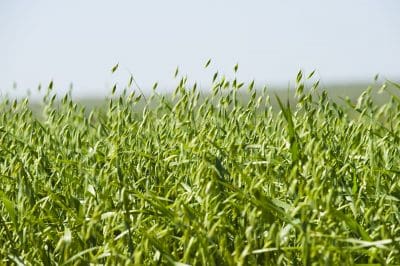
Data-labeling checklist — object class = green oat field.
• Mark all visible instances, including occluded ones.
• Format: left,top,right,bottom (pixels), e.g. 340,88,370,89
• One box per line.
1,67,400,265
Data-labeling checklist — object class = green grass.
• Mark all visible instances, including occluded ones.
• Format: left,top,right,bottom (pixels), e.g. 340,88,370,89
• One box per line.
1,69,400,265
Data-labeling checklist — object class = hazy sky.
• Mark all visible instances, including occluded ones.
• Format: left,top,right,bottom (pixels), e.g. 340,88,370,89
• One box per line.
1,1,399,98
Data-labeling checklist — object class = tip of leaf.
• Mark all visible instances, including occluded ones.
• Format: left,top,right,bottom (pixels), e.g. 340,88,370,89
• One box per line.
111,63,119,73
174,67,179,78
204,59,212,68
234,63,239,73
296,70,303,84
307,70,316,79
152,82,158,90
48,80,54,90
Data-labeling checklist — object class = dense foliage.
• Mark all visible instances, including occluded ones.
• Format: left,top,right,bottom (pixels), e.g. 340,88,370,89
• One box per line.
1,70,400,265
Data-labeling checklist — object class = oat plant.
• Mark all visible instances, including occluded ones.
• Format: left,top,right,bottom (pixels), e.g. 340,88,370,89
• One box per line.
0,66,400,265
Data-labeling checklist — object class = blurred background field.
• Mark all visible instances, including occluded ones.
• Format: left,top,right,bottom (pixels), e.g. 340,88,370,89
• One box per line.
17,80,399,115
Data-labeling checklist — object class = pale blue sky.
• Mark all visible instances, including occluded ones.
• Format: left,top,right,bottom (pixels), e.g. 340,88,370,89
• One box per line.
0,1,399,98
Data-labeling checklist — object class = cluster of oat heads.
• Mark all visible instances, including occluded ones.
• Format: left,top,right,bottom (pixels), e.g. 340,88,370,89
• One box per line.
0,65,400,265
